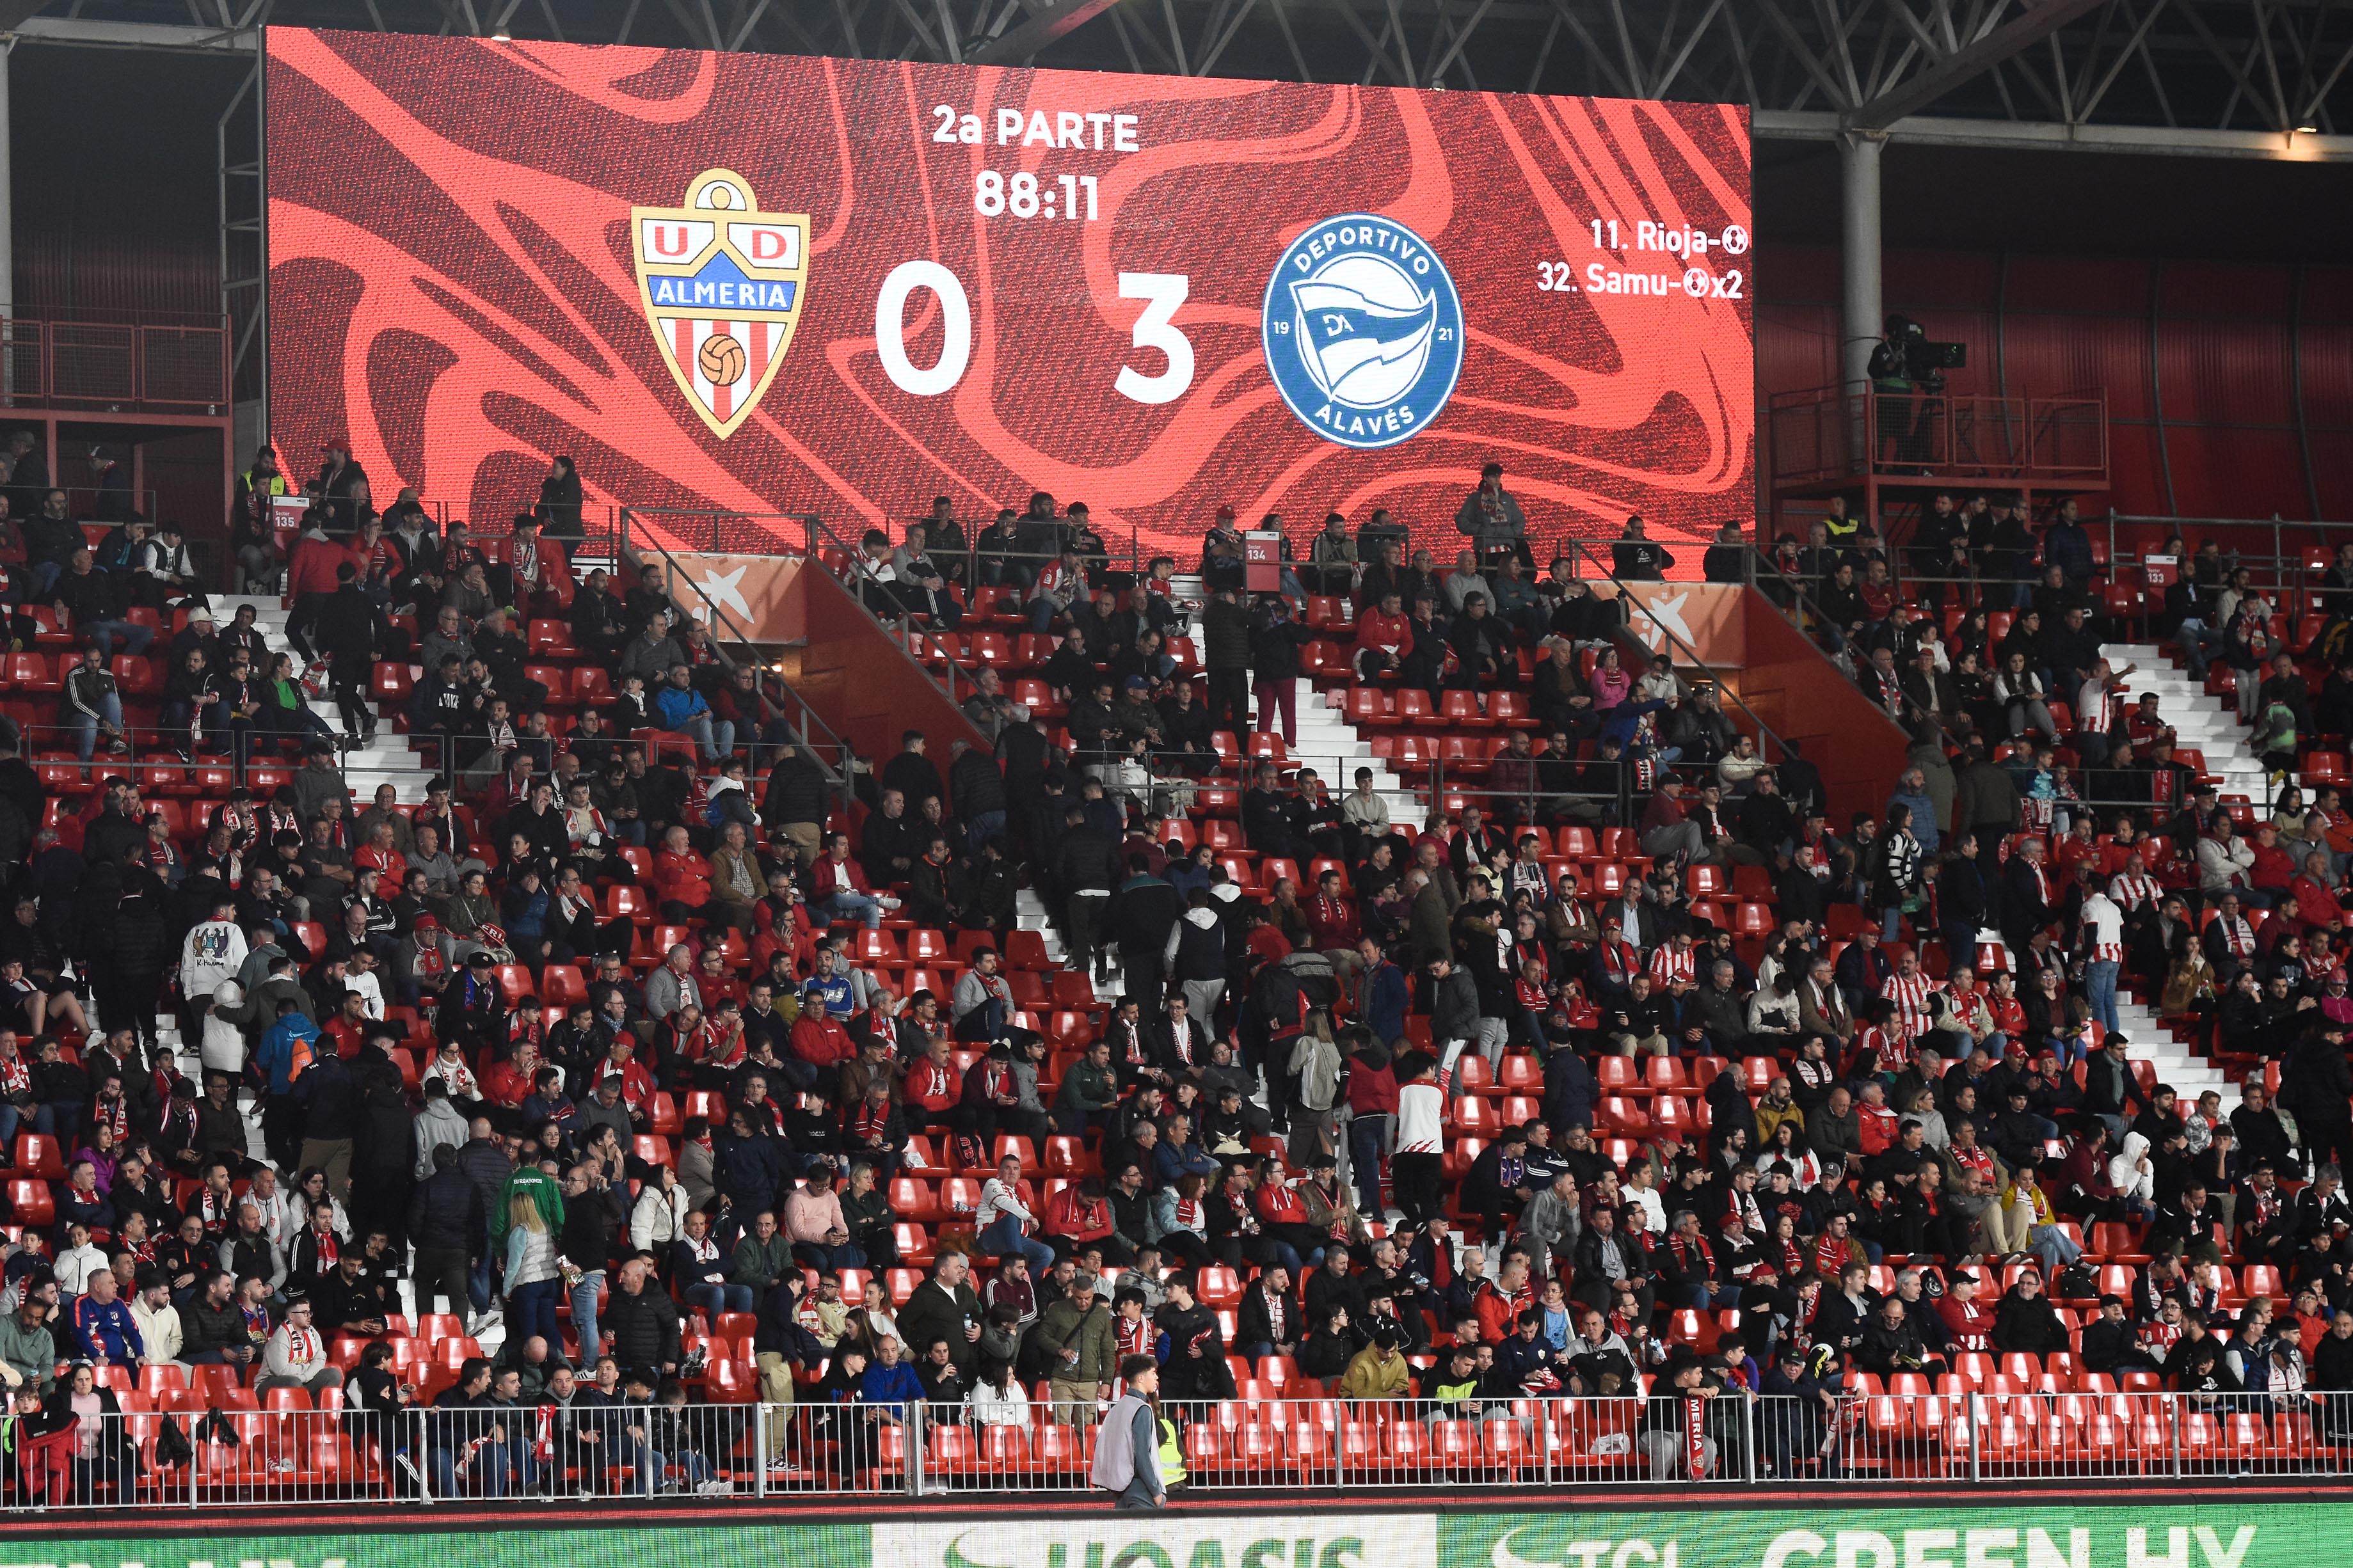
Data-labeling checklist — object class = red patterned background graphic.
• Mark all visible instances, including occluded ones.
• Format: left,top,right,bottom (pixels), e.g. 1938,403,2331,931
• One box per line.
264,27,1753,568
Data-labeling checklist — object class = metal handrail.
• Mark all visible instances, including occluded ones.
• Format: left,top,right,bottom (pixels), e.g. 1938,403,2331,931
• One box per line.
787,510,985,713
886,514,1151,585
614,508,854,801
1769,378,2111,487
12,1390,2349,1510
1570,539,1819,767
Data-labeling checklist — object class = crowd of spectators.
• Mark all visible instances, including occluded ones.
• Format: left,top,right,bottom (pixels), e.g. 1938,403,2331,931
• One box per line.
0,450,2351,1502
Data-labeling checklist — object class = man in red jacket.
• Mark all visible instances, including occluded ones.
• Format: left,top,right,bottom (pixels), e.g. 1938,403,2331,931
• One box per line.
1044,1179,1115,1258
481,1039,545,1113
1307,868,1360,951
652,823,712,921
1352,589,1412,681
284,514,344,660
811,831,893,930
1343,1034,1398,1216
901,1034,962,1132
791,985,856,1073
1936,1268,1995,1353
1473,1252,1536,1343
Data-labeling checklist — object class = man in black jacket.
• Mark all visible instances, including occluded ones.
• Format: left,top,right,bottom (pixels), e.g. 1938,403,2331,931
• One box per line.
1758,1342,1840,1476
760,747,832,867
2284,1023,2353,1173
1111,859,1181,999
1446,594,1515,695
1250,598,1317,743
317,562,383,740
1200,585,1253,738
1240,763,1303,858
1233,1265,1302,1363
1152,1272,1234,1406
1856,1295,1944,1380
2082,1032,2153,1144
408,1143,485,1318
1998,835,2056,960
997,718,1053,857
1055,805,1120,983
310,1248,394,1338
178,1269,253,1368
896,1251,985,1382
1610,515,1673,581
948,740,1005,854
1810,1261,1880,1361
54,546,152,659
602,1254,682,1375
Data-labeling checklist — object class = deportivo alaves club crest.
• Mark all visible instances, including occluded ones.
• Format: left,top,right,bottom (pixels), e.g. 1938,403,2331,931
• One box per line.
633,168,809,439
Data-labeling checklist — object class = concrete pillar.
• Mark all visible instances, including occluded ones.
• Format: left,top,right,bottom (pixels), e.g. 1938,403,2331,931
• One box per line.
1839,129,1885,388
0,47,13,409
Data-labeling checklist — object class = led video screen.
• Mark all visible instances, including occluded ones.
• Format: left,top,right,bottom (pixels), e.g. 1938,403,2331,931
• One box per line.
265,28,1753,566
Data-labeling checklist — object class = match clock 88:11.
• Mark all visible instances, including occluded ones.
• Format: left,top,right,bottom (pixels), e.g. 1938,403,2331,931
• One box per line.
971,169,1099,220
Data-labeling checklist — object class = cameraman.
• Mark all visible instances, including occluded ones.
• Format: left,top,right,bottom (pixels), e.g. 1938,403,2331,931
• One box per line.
1868,314,1936,465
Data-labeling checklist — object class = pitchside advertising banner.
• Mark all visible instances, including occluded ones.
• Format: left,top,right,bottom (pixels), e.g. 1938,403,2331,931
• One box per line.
13,1505,2350,1568
262,28,1752,567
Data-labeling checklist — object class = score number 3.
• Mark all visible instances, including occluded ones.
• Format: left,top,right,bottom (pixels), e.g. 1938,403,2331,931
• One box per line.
875,264,1195,404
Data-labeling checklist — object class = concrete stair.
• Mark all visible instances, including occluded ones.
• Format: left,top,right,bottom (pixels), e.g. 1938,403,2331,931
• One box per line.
2116,983,2238,1111
2102,639,2271,803
208,593,436,802
2086,638,2276,1110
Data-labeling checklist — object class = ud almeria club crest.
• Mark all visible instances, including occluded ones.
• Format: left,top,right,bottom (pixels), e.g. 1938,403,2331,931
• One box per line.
633,168,808,439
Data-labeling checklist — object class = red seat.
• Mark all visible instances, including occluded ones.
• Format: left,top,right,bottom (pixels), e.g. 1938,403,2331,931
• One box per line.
573,667,616,706
527,618,577,656
493,963,535,1004
539,965,588,1009
111,654,160,695
1195,1265,1242,1308
849,928,902,963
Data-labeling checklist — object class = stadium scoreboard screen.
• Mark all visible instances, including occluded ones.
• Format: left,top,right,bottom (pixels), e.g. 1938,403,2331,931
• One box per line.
264,28,1753,560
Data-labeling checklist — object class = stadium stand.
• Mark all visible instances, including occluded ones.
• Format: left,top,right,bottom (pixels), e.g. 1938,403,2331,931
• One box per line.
0,462,2351,1509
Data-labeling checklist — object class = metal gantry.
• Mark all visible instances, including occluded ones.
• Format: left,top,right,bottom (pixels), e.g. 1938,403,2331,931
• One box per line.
20,0,2353,143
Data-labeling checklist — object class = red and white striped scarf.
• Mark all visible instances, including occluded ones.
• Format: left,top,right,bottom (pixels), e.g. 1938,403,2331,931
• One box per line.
1668,1233,1715,1274
1883,973,1938,1041
2217,918,2254,958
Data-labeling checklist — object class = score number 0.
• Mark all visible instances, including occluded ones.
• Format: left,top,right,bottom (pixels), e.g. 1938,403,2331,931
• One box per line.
873,262,1193,405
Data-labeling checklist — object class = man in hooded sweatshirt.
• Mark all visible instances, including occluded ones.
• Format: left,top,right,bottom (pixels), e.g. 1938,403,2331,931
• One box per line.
1164,887,1229,1027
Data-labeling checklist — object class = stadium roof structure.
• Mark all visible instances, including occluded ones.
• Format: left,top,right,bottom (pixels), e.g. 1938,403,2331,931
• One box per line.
15,0,2353,159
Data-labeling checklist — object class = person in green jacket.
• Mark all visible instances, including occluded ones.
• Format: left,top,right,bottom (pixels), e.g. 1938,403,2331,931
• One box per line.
1033,1271,1117,1426
0,1294,59,1395
491,1165,566,1246
728,1210,792,1303
1055,1041,1119,1137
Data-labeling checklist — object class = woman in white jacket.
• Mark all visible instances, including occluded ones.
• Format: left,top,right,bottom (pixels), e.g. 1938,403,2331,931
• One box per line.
966,1360,1033,1427
1993,653,2052,740
630,1163,693,1252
